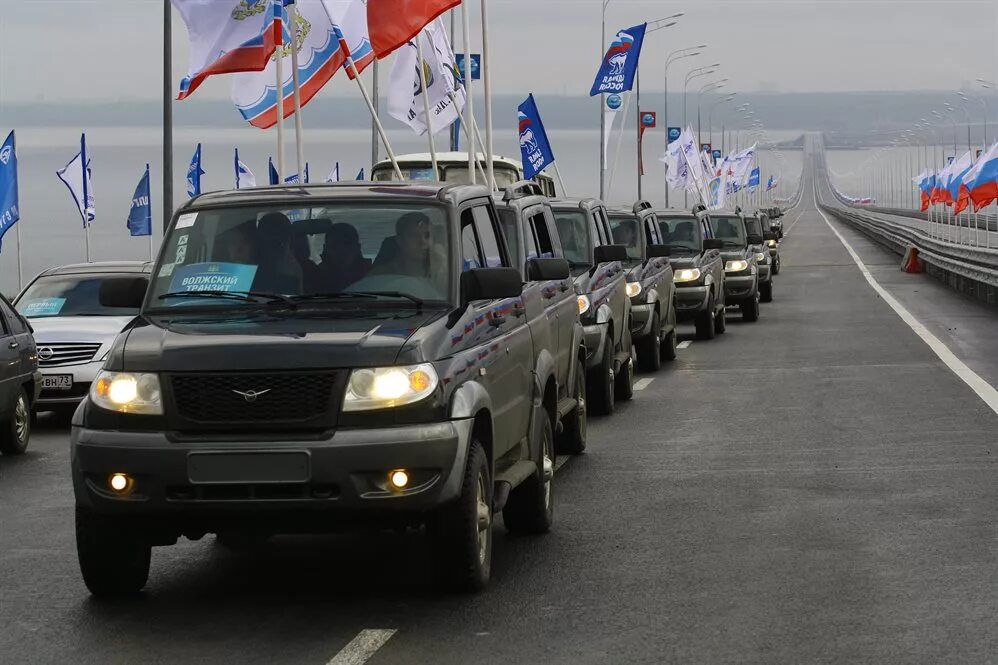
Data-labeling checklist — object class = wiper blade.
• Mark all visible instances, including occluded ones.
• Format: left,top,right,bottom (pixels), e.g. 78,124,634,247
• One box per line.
156,290,295,305
292,291,425,308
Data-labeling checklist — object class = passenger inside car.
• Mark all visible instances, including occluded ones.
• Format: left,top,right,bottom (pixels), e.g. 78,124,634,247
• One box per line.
714,218,740,239
315,223,372,292
253,212,303,293
372,212,434,278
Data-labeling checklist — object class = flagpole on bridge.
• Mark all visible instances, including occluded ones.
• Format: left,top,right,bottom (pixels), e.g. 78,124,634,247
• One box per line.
480,0,494,190
462,1,476,185
163,0,173,235
275,34,287,181
289,1,305,179
415,34,439,177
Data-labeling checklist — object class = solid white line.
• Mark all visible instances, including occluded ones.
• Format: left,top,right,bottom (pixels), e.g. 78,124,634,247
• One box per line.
677,341,692,349
812,182,998,417
326,630,397,665
554,456,570,472
633,378,654,391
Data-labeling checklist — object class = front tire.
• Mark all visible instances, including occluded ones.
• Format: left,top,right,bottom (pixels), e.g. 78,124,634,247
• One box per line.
76,508,151,597
772,256,781,275
0,388,31,456
428,441,492,592
636,312,662,372
661,307,678,362
503,410,554,534
587,338,615,416
558,359,587,455
695,295,717,340
742,293,760,322
715,304,727,334
615,341,635,402
760,280,773,303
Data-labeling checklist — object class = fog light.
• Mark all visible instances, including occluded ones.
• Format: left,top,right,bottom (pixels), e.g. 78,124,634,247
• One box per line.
109,473,132,493
388,469,410,490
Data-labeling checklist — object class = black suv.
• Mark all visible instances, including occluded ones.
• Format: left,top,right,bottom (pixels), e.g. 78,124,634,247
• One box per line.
72,182,566,595
548,197,632,416
764,207,785,238
607,202,678,372
493,182,588,454
742,212,775,303
0,293,40,455
657,208,727,339
708,211,762,322
757,211,781,275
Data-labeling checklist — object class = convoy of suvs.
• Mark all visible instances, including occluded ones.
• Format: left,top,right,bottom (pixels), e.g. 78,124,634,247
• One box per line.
3,173,788,597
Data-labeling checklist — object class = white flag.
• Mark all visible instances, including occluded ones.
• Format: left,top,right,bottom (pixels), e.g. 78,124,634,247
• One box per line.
387,18,465,136
325,161,340,183
234,149,256,189
56,134,95,227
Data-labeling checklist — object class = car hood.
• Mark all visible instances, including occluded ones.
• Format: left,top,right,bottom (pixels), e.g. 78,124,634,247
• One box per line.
107,309,445,372
668,254,700,269
26,315,136,343
720,249,750,261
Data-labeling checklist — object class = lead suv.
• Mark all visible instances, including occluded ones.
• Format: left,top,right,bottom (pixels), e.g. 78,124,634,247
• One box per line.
708,211,762,322
548,197,632,416
493,182,588,454
657,208,726,339
72,182,563,595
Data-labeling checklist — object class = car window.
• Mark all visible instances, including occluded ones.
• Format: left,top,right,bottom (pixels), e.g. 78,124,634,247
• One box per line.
461,213,482,271
709,215,747,246
0,296,28,335
744,216,763,237
0,299,11,336
529,211,555,259
608,215,641,260
17,274,144,318
659,217,700,253
553,210,592,268
644,215,663,245
472,206,503,268
497,208,521,269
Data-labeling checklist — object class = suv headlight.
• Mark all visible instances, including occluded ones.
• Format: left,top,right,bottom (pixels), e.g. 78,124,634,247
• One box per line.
343,364,439,412
625,281,642,298
577,295,591,316
674,268,701,284
725,260,749,273
755,252,767,262
91,371,163,415
767,239,777,248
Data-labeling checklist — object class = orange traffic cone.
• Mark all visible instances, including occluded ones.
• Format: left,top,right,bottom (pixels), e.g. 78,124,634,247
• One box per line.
901,245,924,273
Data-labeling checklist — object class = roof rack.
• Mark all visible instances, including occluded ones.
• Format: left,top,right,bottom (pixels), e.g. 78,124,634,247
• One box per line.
502,180,544,202
632,200,654,215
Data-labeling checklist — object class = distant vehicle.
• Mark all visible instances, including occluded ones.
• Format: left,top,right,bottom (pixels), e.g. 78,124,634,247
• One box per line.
757,211,782,275
14,262,150,417
371,152,557,197
657,208,727,339
708,211,762,322
743,213,775,303
0,293,41,455
606,202,678,372
764,207,785,239
548,197,633,416
72,182,561,596
493,181,588,454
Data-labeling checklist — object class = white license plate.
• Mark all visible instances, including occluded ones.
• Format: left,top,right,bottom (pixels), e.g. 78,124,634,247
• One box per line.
42,375,73,390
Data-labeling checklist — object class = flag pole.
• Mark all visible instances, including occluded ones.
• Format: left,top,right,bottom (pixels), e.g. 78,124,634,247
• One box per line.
289,1,305,178
480,0,494,190
162,0,173,235
147,163,154,261
552,162,568,197
461,1,476,184
415,33,439,178
371,61,380,171
275,20,287,181
448,92,488,181
15,215,22,291
470,114,496,189
82,133,91,263
607,92,632,202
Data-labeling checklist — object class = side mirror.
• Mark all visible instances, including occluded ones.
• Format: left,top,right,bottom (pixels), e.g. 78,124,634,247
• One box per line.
461,267,523,303
526,257,570,281
593,244,628,264
763,231,778,242
702,239,723,251
646,244,671,259
747,234,764,246
99,277,149,309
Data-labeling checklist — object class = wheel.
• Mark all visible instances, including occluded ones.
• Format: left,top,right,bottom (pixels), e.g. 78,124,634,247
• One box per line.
636,312,662,372
615,340,635,402
661,308,678,362
428,441,492,592
695,294,717,340
0,388,31,456
557,359,587,455
760,280,773,303
76,507,151,596
715,303,727,334
742,294,760,322
772,256,781,275
503,410,554,534
587,337,615,416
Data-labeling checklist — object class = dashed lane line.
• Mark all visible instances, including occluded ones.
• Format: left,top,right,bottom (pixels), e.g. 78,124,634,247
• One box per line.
633,378,654,391
812,182,998,417
677,341,692,349
326,629,397,665
784,210,804,236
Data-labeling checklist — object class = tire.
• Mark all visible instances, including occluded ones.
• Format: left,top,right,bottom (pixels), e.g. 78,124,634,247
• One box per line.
615,341,635,402
428,440,492,592
636,312,662,372
772,256,781,275
695,295,717,340
587,338,615,416
742,294,760,322
760,280,773,303
76,507,151,597
557,359,587,455
503,410,554,534
715,303,727,334
0,388,31,456
661,320,678,362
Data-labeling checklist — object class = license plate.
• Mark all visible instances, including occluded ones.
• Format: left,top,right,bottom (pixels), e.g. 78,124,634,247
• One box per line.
42,374,73,390
188,452,310,484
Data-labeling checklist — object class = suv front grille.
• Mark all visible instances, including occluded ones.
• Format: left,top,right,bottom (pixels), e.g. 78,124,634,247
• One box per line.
169,372,339,426
37,342,102,367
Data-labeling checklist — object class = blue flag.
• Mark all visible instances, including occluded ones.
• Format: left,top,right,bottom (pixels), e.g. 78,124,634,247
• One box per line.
0,131,20,250
356,167,365,180
187,143,205,198
126,164,152,237
284,163,310,184
269,157,280,185
590,23,647,96
56,133,95,227
517,94,556,180
747,167,761,191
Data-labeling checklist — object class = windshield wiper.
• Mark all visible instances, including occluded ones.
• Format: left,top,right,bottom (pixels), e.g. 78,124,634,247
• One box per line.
156,290,295,305
720,240,744,248
291,291,425,309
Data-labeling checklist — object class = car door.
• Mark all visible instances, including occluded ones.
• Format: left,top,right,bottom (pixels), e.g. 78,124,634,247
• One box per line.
0,296,35,377
643,214,674,309
593,207,629,349
462,203,534,455
527,205,575,393
0,299,21,416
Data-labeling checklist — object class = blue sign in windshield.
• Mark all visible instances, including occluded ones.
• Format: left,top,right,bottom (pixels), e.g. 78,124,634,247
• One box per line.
168,262,258,295
21,297,66,317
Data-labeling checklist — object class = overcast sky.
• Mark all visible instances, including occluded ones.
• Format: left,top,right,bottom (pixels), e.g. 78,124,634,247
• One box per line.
1,0,996,105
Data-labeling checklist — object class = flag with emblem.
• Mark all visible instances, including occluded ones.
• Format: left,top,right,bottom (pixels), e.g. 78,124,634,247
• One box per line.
0,131,20,249
517,94,555,180
127,165,152,237
590,23,647,96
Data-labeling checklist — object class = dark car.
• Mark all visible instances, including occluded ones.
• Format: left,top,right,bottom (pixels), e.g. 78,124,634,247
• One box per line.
607,202,678,372
71,182,566,595
493,182,588,454
657,208,727,339
0,293,41,455
548,197,632,416
758,211,782,275
742,212,775,303
708,211,762,322
765,207,785,238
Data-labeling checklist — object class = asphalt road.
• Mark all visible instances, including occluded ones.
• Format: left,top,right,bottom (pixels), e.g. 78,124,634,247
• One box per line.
2,163,998,664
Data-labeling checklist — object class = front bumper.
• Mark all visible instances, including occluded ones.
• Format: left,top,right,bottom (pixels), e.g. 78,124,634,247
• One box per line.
72,419,473,530
38,359,103,408
675,285,709,319
629,302,655,339
724,274,758,302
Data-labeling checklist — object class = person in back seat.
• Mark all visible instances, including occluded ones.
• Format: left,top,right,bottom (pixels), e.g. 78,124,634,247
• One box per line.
317,223,371,292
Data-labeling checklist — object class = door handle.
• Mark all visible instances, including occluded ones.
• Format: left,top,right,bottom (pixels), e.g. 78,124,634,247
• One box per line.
8,342,17,350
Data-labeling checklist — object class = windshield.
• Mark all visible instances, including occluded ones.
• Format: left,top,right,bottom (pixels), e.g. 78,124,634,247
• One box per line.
370,163,520,190
744,216,763,237
709,215,747,247
17,275,143,318
552,211,592,268
658,217,700,253
370,165,439,181
608,215,641,260
148,204,451,309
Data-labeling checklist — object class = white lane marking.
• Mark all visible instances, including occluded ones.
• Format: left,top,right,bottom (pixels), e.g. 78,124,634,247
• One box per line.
812,182,998,417
633,378,654,391
784,211,804,236
677,341,692,349
554,455,570,472
326,629,397,665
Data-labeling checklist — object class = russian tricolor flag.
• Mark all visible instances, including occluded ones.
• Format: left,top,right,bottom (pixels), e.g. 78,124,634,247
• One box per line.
960,142,998,213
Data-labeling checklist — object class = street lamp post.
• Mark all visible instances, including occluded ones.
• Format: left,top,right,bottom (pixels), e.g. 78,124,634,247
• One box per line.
663,44,706,207
696,78,727,145
636,15,682,201
707,94,736,147
600,0,611,202
682,64,720,206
